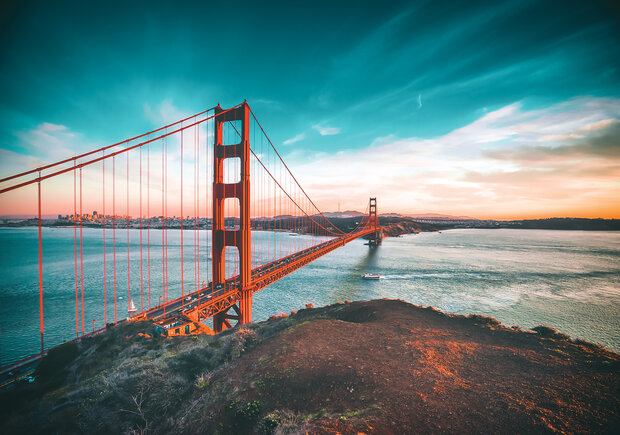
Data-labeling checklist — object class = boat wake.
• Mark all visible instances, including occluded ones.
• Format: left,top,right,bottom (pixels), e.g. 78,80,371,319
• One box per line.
380,272,461,280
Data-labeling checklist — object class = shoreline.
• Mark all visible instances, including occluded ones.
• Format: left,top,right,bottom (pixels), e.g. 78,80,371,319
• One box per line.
2,216,619,233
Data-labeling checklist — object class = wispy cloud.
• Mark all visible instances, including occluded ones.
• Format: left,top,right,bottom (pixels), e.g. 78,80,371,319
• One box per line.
12,122,83,165
283,132,306,145
487,120,620,161
253,98,285,110
143,99,188,126
312,124,341,136
291,97,620,219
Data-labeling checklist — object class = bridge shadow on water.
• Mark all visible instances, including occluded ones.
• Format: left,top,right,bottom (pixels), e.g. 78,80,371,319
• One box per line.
327,245,381,304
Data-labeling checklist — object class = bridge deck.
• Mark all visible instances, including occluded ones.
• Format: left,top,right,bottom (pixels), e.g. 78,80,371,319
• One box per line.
132,227,377,329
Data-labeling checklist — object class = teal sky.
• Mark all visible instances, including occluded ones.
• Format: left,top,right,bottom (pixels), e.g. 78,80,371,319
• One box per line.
1,0,619,218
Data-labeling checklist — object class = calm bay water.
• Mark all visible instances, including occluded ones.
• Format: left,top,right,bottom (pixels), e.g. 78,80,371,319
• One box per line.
1,227,619,365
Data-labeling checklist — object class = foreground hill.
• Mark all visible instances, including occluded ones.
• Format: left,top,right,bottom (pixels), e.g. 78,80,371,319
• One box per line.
1,299,618,434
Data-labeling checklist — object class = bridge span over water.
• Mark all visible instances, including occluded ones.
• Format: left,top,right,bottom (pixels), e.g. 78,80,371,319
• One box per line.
0,101,381,368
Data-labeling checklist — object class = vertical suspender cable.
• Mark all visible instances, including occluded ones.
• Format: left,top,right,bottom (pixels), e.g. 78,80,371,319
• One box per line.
79,167,84,334
181,128,184,303
274,154,277,260
192,124,195,290
139,147,143,312
161,137,165,311
278,156,281,259
147,142,151,309
262,130,265,266
196,121,200,290
113,157,117,324
193,123,196,289
126,153,131,314
165,137,168,302
73,162,78,336
37,172,44,353
194,122,198,291
103,154,107,325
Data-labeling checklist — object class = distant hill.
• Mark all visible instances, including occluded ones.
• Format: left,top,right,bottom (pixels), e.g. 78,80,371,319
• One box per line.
408,213,479,220
506,218,620,231
0,214,58,220
325,211,479,220
322,210,365,218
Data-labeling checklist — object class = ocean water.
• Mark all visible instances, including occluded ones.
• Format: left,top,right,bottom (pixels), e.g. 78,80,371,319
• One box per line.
1,228,619,365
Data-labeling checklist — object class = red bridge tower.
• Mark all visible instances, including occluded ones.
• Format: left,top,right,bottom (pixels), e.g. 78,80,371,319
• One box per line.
212,102,252,332
369,197,382,246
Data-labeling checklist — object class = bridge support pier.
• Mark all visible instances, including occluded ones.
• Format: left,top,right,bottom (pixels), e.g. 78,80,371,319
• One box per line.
213,305,240,332
212,102,253,332
212,288,253,333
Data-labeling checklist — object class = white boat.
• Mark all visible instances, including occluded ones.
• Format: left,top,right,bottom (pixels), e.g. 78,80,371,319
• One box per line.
128,299,137,314
361,273,381,280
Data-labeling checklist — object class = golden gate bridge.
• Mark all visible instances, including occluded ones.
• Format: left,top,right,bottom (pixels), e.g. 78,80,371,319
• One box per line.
0,101,381,369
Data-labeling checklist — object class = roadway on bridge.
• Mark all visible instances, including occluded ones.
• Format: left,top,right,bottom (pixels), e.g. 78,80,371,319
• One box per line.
141,230,375,326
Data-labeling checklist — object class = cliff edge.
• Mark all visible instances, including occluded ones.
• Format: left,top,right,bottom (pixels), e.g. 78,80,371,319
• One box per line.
1,299,618,434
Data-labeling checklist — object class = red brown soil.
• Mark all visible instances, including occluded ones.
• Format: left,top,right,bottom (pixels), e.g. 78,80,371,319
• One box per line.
201,299,619,434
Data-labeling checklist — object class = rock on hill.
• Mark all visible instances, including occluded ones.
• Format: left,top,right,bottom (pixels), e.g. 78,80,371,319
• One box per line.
1,299,618,434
